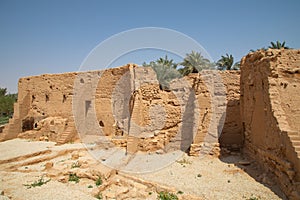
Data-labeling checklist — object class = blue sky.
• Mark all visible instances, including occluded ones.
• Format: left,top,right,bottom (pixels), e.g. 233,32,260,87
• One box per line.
0,0,300,93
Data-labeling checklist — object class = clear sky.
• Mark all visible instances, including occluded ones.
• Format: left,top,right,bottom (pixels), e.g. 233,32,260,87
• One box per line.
1,0,300,93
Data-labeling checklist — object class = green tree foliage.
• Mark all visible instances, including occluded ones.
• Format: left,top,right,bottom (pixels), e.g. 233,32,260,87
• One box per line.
250,47,267,52
217,54,234,70
250,41,290,52
143,56,181,90
232,61,240,70
156,55,178,69
0,88,7,96
0,87,17,117
178,51,213,76
216,54,240,70
268,41,289,49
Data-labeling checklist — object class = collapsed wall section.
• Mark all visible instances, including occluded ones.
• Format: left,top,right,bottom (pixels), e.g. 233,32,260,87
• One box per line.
240,49,300,199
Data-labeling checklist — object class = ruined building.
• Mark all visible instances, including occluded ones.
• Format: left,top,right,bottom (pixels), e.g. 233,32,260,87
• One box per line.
0,49,299,199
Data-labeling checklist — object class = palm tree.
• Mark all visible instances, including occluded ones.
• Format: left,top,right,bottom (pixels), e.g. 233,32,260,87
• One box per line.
143,56,180,90
151,62,180,90
216,54,241,70
178,51,213,76
250,47,267,52
156,55,178,69
216,54,234,70
268,41,289,49
232,61,240,70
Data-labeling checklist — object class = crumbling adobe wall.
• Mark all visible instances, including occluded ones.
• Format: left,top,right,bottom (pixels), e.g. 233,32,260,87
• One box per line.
0,72,79,142
240,49,300,199
219,71,243,151
187,70,242,156
95,67,242,155
95,66,192,153
73,65,132,143
0,63,242,156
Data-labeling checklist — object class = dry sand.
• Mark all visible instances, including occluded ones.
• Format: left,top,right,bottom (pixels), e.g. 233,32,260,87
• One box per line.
0,139,285,200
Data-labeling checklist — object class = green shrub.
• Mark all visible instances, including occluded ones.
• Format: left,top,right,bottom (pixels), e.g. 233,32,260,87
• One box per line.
0,116,9,125
157,191,178,200
23,176,50,189
68,173,80,183
95,176,102,186
247,196,260,200
177,191,184,195
176,158,192,166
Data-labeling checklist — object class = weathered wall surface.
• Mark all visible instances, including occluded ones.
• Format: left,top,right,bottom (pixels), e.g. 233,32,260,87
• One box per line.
2,49,300,198
219,71,243,150
1,72,78,142
240,49,300,199
101,68,241,155
0,64,242,156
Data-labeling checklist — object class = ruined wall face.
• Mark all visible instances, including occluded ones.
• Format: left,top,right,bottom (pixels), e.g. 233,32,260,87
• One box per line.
95,66,131,137
240,49,300,199
106,68,241,155
1,72,78,142
19,73,76,119
94,66,188,153
219,71,242,150
1,63,242,156
188,71,242,155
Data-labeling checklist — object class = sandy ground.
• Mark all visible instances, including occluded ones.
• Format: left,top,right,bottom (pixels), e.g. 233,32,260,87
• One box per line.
0,139,286,200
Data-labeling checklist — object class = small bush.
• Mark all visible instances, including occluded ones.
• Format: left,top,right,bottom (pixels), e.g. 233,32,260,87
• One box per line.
95,176,102,186
157,191,178,200
68,173,80,183
0,116,9,125
88,185,93,188
176,158,192,165
247,195,260,200
24,176,50,189
177,191,184,195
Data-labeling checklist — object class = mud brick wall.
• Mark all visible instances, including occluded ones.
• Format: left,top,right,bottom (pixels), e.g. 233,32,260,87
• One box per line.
240,49,300,199
0,64,243,156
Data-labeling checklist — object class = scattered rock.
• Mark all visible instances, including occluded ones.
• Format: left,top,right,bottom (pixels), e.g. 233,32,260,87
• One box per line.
71,151,79,160
44,162,54,170
156,149,164,154
57,175,68,183
237,160,251,166
105,191,116,198
0,195,10,200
